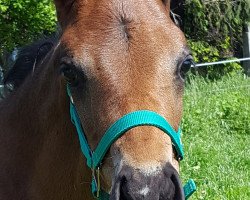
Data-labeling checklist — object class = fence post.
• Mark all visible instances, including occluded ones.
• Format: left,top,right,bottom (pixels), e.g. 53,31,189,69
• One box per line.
243,23,250,76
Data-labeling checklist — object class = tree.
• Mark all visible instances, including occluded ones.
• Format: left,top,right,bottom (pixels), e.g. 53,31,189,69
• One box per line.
0,0,57,68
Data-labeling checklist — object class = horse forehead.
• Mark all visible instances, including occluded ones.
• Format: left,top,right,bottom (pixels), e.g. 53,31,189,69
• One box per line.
62,0,181,45
73,0,168,16
60,0,185,72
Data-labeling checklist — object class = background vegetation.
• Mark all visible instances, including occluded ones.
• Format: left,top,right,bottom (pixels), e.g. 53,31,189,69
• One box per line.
184,0,250,78
181,73,250,199
0,0,56,67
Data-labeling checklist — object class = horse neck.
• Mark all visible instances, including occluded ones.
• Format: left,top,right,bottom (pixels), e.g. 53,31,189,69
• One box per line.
0,62,93,199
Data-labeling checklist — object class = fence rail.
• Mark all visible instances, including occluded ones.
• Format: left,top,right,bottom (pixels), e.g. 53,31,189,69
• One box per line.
192,57,250,68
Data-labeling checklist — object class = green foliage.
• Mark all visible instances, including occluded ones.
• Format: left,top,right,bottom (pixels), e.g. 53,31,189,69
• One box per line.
181,73,250,199
188,40,243,79
188,40,220,63
0,0,57,62
185,0,248,46
184,0,249,78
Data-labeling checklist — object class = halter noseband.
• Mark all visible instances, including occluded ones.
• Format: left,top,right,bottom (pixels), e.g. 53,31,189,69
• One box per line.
67,85,196,199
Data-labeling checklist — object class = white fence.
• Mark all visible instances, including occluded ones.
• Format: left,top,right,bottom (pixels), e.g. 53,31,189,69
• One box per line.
192,57,250,68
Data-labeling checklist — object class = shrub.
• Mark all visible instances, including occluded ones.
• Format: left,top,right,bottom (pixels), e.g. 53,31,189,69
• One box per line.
184,0,249,78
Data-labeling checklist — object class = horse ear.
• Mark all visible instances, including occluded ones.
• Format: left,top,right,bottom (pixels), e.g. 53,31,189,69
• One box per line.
53,0,76,28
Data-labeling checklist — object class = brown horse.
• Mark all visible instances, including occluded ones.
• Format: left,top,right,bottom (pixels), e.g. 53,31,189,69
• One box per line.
0,0,193,199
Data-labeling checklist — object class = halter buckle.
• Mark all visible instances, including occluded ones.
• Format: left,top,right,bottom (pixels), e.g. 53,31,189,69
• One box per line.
91,167,101,198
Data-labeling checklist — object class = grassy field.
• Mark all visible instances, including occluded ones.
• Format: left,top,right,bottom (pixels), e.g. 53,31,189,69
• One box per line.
181,73,250,200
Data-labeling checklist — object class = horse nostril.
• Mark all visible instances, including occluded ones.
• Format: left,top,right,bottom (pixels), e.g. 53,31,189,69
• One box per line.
120,177,133,200
110,175,133,200
166,165,185,200
171,174,184,200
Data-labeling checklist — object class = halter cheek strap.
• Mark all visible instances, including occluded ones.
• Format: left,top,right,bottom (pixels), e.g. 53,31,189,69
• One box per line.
67,85,196,199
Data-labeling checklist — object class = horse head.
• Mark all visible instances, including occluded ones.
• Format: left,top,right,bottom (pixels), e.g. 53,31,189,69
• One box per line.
52,0,193,199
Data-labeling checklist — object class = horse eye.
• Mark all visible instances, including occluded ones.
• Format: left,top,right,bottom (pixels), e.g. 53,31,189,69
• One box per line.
179,56,194,80
60,64,78,85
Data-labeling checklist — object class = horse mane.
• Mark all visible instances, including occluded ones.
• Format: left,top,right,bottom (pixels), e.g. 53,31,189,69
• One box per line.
3,33,59,90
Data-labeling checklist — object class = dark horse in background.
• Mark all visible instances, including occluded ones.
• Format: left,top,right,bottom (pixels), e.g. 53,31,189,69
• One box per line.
3,36,57,89
0,0,193,199
0,36,57,99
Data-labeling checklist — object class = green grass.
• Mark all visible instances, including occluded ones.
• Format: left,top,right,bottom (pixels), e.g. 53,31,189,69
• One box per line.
181,73,250,200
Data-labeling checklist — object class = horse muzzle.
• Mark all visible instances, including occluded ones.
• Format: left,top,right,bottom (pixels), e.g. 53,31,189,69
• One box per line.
110,163,185,200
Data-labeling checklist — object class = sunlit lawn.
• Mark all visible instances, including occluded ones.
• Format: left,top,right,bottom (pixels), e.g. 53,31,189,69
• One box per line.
181,73,250,199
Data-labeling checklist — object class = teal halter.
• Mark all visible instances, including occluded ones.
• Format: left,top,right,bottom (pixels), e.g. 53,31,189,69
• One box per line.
67,85,196,199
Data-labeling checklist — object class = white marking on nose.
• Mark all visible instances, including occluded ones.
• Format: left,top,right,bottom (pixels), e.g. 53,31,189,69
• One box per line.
139,186,150,196
139,165,161,176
